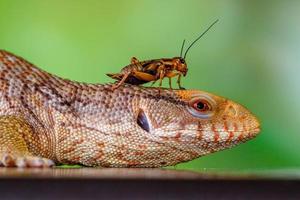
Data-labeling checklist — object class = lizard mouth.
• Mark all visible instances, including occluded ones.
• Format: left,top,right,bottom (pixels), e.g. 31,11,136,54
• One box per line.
247,126,261,136
156,126,261,143
165,125,261,134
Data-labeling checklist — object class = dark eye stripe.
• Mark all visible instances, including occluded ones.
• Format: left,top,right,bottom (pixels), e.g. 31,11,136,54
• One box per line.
137,109,150,132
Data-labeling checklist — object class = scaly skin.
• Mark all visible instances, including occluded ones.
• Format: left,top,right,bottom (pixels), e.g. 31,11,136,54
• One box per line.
0,50,260,168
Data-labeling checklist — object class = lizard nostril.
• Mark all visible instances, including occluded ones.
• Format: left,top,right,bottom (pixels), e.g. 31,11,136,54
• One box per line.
226,105,237,117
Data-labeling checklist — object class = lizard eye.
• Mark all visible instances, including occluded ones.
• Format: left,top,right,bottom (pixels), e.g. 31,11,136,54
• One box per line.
193,100,210,112
187,95,216,119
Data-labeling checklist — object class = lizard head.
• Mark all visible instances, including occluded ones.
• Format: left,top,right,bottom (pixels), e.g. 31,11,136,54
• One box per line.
135,88,260,166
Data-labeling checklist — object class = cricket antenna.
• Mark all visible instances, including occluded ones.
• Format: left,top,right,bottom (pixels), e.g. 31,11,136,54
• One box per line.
180,39,186,57
183,19,219,59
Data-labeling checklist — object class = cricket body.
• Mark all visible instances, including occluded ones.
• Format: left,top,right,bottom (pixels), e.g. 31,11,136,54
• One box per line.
107,19,219,90
0,49,260,168
107,56,188,90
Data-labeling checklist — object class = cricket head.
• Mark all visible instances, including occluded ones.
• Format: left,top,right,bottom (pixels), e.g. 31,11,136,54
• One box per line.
171,57,188,76
136,88,260,165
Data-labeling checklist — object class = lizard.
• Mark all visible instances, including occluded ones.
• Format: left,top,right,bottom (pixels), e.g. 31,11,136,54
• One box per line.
0,49,260,168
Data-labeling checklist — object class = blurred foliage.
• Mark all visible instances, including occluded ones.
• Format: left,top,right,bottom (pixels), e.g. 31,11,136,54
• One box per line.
0,0,299,170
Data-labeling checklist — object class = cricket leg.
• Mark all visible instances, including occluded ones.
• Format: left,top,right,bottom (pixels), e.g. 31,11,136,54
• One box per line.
132,71,156,82
158,70,165,87
131,57,139,64
153,65,167,88
176,74,185,89
165,71,182,89
168,77,172,89
0,116,54,168
151,80,157,87
111,72,131,90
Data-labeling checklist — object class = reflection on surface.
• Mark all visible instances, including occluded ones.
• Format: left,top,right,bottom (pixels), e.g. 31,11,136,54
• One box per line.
0,168,300,180
0,168,203,179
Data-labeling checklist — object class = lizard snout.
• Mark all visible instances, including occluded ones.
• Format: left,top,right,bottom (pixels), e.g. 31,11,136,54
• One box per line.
223,101,261,139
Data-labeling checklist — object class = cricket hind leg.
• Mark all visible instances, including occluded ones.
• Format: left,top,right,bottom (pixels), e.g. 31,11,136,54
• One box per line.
131,57,140,64
132,71,156,82
0,116,54,167
111,70,157,90
111,72,131,90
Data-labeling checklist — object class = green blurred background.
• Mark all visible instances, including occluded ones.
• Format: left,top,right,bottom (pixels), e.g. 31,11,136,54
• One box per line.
0,0,299,170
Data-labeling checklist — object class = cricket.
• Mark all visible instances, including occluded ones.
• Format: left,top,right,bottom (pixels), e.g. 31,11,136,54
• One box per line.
107,19,219,90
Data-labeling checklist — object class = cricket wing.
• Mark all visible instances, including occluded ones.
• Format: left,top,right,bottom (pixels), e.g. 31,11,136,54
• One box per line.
106,73,123,80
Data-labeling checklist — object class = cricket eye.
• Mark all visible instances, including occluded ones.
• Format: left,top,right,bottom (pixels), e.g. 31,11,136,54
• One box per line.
187,95,216,119
180,58,185,64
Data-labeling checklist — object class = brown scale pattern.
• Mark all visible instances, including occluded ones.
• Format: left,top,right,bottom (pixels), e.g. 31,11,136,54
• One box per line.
0,49,260,168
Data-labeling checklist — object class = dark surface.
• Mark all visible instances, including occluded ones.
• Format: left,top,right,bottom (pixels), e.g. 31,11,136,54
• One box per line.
0,168,300,200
